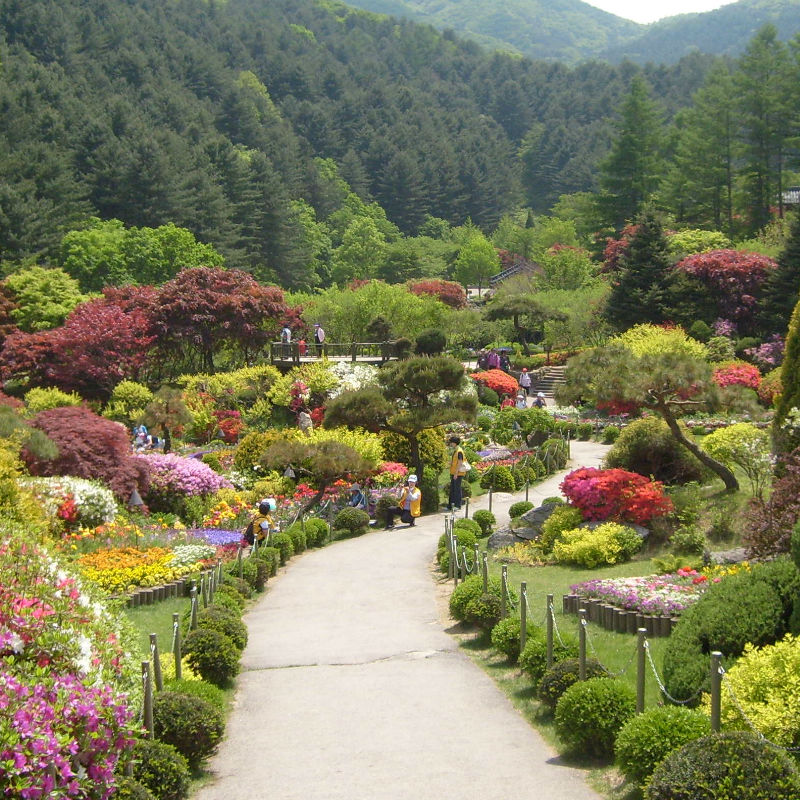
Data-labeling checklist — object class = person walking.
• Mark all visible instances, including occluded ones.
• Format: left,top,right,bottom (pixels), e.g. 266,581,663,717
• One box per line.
385,474,421,529
518,367,532,397
313,323,325,357
280,324,292,359
447,436,468,512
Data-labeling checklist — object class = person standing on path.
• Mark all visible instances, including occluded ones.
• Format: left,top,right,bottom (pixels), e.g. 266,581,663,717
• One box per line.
518,367,531,397
447,435,467,511
314,322,325,357
385,474,421,528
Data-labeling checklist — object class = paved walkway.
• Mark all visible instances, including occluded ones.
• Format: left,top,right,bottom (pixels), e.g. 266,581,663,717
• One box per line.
195,441,609,800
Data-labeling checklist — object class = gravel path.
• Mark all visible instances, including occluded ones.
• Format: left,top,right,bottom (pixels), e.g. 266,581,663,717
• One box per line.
194,441,609,800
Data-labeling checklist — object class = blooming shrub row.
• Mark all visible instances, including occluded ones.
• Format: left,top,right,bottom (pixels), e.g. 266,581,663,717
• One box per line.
21,476,118,529
137,453,232,498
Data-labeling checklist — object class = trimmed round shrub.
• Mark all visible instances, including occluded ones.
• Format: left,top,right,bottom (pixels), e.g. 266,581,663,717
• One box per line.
645,732,800,800
221,574,252,599
554,677,636,760
419,465,441,513
152,691,224,769
130,738,190,800
207,591,242,615
437,525,478,572
449,575,511,623
304,517,330,547
490,616,541,662
604,417,707,485
414,327,446,355
165,678,226,712
183,628,241,687
539,505,584,553
333,507,370,534
552,522,643,568
479,464,515,492
519,630,578,690
576,422,593,440
197,606,247,651
285,522,307,553
472,509,496,535
114,777,156,800
615,705,710,788
602,425,621,444
541,496,564,506
201,452,223,473
269,531,295,564
224,557,260,591
453,518,482,537
252,545,279,577
538,657,607,711
509,501,534,519
464,592,502,630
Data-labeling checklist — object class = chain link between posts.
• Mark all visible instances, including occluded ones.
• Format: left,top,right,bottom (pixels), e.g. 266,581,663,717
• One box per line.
576,616,637,678
643,640,703,706
548,601,567,647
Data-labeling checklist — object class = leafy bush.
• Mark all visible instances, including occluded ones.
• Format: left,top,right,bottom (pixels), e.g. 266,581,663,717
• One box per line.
669,525,706,556
269,532,295,565
561,467,673,524
205,590,242,616
419,465,441,513
615,706,710,788
414,327,446,355
285,523,307,553
201,452,222,473
540,438,568,470
453,518,482,537
449,575,507,623
604,417,708,485
490,617,541,663
706,334,736,362
758,366,781,406
476,384,499,407
24,386,83,414
221,574,252,600
129,738,190,800
252,545,279,578
645,732,800,800
553,522,642,568
576,422,593,440
437,524,479,573
464,592,502,630
380,428,447,472
334,507,370,534
509,501,534,519
300,517,328,547
479,464,515,492
152,691,224,769
224,556,260,591
103,380,154,425
538,657,607,711
164,678,226,712
197,606,247,651
182,628,241,687
602,425,621,444
662,558,799,702
539,505,585,553
554,677,636,760
701,422,772,500
233,430,287,476
519,630,578,690
114,777,156,800
472,509,495,535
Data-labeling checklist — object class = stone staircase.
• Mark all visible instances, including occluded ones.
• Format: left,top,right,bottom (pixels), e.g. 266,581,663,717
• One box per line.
530,365,566,400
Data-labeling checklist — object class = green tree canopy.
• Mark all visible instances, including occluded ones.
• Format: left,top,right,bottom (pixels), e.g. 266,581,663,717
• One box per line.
3,266,86,332
453,232,500,295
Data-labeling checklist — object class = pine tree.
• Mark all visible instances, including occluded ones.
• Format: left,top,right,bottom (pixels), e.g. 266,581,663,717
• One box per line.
604,209,671,330
758,214,800,337
774,296,800,454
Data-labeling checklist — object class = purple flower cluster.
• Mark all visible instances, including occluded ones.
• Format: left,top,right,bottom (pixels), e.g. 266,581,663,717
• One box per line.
136,453,232,497
192,528,242,546
571,574,707,616
745,334,784,368
0,671,133,799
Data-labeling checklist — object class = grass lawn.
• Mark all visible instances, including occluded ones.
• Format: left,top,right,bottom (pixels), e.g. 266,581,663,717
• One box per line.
124,597,190,661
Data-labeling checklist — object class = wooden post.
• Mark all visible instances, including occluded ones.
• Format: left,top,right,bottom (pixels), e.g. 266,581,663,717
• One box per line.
201,575,208,609
482,551,488,593
473,544,480,577
351,342,357,362
237,546,243,580
637,628,647,713
501,564,508,620
546,593,554,670
142,661,153,738
464,497,469,519
190,585,198,630
710,651,722,733
208,570,215,605
150,633,163,692
578,608,587,680
520,583,528,654
173,613,182,681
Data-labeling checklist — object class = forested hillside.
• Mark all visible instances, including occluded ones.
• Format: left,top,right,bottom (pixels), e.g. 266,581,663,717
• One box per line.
0,0,710,287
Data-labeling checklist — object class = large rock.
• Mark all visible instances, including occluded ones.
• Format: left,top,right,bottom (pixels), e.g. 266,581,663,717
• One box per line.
518,502,561,536
710,547,748,565
487,528,518,550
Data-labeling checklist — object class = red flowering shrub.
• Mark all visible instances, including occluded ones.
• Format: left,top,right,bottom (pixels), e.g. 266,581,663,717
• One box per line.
712,360,761,390
23,407,149,500
560,467,673,525
407,280,467,309
597,399,640,416
758,367,782,406
675,250,776,324
601,224,639,273
213,410,244,443
309,407,325,426
472,369,519,398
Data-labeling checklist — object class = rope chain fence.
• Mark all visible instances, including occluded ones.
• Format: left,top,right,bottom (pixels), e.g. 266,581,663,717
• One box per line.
643,640,703,706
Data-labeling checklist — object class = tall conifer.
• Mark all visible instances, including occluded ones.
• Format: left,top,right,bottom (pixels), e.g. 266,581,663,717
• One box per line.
758,214,800,337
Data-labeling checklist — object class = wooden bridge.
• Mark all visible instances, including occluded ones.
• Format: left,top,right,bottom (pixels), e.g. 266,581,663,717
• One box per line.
268,341,399,367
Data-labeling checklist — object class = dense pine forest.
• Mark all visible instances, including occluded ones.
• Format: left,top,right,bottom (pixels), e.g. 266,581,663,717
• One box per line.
1,0,799,291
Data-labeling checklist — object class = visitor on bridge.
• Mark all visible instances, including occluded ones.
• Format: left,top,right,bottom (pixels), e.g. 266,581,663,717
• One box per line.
280,324,292,358
314,322,325,356
518,367,531,397
385,474,421,529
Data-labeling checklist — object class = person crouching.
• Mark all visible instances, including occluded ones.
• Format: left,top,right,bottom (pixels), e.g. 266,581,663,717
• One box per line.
385,474,421,529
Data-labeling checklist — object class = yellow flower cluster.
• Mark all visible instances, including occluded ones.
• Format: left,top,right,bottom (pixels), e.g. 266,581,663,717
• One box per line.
201,492,250,528
702,561,751,580
76,546,204,593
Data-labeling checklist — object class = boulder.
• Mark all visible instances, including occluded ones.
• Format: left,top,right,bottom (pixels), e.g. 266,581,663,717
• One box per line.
487,529,518,550
518,502,561,536
709,547,748,565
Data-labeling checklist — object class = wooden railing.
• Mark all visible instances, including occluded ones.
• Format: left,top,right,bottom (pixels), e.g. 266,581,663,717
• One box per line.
268,341,397,364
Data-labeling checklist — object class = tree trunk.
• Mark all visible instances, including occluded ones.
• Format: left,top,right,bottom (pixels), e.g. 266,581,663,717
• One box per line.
658,402,739,492
301,485,327,516
409,434,423,482
163,428,172,454
513,313,531,356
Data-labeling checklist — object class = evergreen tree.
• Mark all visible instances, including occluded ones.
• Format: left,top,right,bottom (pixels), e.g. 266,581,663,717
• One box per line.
759,214,800,337
604,209,671,330
774,296,800,454
597,75,665,231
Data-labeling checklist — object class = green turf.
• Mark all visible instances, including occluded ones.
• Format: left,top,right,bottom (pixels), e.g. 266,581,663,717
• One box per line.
124,597,190,660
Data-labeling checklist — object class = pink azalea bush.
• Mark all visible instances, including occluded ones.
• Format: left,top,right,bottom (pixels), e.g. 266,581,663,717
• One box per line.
712,360,761,390
371,461,409,488
136,453,232,498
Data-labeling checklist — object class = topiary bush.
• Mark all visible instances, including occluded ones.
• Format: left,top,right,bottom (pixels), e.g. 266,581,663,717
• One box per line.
604,417,708,485
538,657,607,711
419,465,441,513
165,678,226,712
662,558,799,703
333,507,370,535
453,518,482,538
509,501,534,519
518,630,578,691
182,628,241,687
129,738,190,800
224,557,260,591
615,705,711,789
269,532,295,565
221,574,252,600
490,616,541,663
285,522,307,553
539,505,584,553
554,677,636,760
472,509,496,535
252,545,279,578
114,777,156,800
449,575,511,624
304,517,330,547
552,522,643,568
645,732,800,800
479,464,515,492
206,591,242,616
152,691,224,770
602,425,621,444
464,592,503,630
414,327,446,355
576,422,593,440
197,606,247,651
437,525,478,573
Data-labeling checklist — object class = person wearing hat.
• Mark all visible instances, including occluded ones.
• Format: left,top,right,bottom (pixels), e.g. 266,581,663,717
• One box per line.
515,392,527,409
447,435,467,512
313,322,325,357
348,483,367,510
243,498,277,547
518,367,531,397
385,474,422,529
534,391,547,408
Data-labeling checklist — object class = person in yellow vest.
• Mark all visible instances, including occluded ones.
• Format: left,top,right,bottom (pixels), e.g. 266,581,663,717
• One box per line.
385,474,421,529
447,435,467,511
243,498,277,546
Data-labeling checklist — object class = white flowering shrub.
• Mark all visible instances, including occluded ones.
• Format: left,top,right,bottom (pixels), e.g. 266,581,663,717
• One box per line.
22,476,118,527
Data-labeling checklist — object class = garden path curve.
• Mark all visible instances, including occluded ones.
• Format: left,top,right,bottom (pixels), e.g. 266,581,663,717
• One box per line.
194,441,609,800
